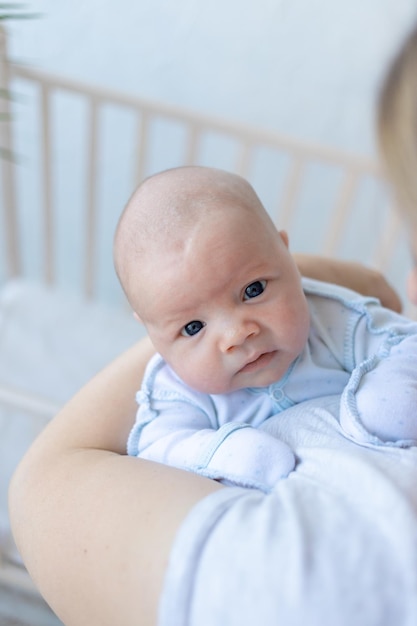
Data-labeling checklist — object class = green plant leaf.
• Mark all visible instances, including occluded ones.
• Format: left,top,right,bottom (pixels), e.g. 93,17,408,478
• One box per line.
0,13,40,19
0,4,40,19
0,146,18,162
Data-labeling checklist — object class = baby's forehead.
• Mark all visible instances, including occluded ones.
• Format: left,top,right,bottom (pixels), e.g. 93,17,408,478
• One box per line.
142,167,259,212
121,167,272,264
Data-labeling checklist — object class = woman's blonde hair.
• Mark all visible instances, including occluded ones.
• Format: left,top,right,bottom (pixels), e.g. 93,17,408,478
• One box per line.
378,23,417,231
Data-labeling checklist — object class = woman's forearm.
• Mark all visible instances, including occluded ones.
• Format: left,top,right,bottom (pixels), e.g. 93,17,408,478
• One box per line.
294,254,402,312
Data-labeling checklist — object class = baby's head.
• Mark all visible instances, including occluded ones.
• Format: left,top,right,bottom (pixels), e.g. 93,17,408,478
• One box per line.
114,166,309,394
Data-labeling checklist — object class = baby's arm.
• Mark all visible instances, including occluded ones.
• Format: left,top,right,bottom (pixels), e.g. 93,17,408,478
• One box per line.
340,309,417,445
131,414,295,491
128,358,295,491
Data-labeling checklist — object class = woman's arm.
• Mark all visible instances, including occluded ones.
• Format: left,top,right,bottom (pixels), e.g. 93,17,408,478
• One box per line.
294,254,402,312
9,337,222,626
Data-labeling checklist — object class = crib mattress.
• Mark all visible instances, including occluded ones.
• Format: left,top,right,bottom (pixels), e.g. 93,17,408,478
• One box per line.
0,278,145,566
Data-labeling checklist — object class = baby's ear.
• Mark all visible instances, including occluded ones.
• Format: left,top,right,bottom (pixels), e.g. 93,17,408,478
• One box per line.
278,230,289,248
133,311,143,324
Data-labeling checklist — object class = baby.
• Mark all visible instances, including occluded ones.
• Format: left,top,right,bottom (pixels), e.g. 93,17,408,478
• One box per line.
114,166,417,491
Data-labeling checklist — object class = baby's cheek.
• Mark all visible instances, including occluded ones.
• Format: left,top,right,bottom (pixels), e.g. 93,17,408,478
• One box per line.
280,309,309,351
170,354,207,390
187,364,231,395
169,345,230,394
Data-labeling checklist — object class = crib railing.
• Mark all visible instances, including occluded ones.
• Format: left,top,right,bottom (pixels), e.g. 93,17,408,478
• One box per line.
0,25,410,307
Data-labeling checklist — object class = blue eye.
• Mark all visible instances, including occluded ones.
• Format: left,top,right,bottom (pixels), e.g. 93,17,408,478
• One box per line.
244,280,267,300
182,320,205,337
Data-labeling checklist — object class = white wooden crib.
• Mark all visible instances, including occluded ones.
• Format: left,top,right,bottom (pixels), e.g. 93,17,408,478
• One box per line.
0,23,411,603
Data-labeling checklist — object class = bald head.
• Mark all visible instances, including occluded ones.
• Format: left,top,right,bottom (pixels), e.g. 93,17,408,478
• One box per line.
113,166,275,308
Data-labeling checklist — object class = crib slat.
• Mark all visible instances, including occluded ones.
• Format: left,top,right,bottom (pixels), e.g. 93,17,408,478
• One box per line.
277,156,305,231
322,170,359,256
184,124,200,165
133,111,149,187
40,83,54,284
85,97,99,298
0,143,18,277
235,142,253,179
0,27,19,278
371,208,403,272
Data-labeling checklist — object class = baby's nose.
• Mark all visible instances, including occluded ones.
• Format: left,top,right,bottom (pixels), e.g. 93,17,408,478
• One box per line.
219,320,259,353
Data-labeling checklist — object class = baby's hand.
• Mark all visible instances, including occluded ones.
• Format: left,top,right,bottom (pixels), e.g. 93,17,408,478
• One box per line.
202,425,296,491
341,336,417,445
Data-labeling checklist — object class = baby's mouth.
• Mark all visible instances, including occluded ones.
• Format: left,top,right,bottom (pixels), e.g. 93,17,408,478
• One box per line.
238,350,276,374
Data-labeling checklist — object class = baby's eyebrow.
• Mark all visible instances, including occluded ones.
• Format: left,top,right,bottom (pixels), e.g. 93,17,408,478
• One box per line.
162,307,201,329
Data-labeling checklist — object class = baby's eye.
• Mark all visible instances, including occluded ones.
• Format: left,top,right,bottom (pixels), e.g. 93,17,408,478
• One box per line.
244,280,267,300
181,320,205,337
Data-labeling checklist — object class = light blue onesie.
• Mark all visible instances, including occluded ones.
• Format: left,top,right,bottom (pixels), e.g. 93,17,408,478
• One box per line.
128,278,417,492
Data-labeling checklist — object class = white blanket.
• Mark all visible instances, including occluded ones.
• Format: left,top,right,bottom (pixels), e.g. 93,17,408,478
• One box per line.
160,395,417,625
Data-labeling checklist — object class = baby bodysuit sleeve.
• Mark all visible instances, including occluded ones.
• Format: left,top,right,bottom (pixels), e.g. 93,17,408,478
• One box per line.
127,354,295,492
340,301,417,445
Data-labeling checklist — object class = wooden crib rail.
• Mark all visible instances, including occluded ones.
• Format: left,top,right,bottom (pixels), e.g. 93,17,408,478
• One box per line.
0,26,409,307
0,28,18,279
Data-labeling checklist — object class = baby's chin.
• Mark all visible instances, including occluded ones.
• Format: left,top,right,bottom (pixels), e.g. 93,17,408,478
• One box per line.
183,379,235,395
182,374,270,396
181,370,281,396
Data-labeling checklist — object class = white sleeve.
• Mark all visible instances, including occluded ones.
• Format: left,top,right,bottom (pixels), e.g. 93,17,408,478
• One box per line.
127,355,295,491
341,334,417,445
341,305,417,445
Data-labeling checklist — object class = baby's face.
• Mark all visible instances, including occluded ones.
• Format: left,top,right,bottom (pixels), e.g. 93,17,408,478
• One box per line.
136,209,310,394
